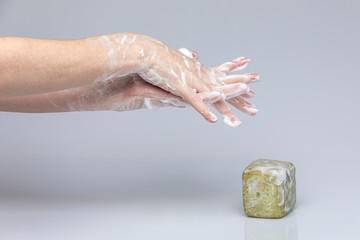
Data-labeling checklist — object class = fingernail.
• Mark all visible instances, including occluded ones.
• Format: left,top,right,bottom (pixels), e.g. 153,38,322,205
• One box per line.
209,112,218,122
232,58,251,72
248,107,259,115
245,73,260,83
244,106,259,115
192,50,199,60
233,57,250,63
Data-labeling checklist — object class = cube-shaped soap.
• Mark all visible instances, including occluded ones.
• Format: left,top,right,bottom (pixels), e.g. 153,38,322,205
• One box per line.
242,159,296,218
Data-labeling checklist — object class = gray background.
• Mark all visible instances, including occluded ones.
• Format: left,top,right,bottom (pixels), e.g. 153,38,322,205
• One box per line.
0,0,359,239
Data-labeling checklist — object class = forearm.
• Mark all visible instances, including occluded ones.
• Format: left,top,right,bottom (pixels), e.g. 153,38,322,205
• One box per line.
0,33,140,98
0,79,129,113
0,89,82,113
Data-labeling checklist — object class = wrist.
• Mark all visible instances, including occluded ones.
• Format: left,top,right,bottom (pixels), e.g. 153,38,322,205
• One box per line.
111,32,161,73
96,33,147,78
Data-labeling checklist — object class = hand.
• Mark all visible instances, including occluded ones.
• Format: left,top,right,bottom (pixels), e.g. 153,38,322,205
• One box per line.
136,34,253,125
0,72,228,113
89,33,258,126
0,46,258,124
66,72,250,113
178,48,259,118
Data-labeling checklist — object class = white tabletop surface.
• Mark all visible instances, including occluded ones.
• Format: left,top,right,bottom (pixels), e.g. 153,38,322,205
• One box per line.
1,169,359,240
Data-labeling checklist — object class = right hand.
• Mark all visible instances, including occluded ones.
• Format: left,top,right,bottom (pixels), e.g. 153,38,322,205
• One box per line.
92,33,258,126
134,34,256,126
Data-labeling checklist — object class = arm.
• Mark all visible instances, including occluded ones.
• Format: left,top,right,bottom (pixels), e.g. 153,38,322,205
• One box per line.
0,36,108,97
0,73,184,113
0,74,224,113
0,65,258,118
0,90,75,113
0,34,258,125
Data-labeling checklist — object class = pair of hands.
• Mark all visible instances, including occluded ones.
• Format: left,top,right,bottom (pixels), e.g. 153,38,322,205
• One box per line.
70,33,259,127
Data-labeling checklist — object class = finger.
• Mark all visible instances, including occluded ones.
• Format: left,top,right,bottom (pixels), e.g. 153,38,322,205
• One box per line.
219,73,260,84
138,72,225,106
184,69,222,103
180,87,218,123
185,66,224,99
185,70,239,127
198,91,225,103
160,60,221,121
188,61,244,127
190,72,215,93
227,96,258,116
139,98,185,110
193,64,251,100
184,58,216,86
153,91,225,109
192,62,223,86
241,90,256,99
148,90,226,109
214,57,251,75
131,81,189,109
212,99,242,127
126,80,179,99
185,71,241,127
215,83,249,99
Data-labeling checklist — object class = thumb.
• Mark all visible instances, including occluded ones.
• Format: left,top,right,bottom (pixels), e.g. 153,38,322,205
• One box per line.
178,48,198,60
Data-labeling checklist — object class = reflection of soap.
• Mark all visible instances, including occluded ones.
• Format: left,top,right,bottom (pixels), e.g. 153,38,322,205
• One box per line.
245,213,299,240
242,159,296,218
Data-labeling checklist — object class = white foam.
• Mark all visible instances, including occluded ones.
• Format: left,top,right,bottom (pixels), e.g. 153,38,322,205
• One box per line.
223,116,241,127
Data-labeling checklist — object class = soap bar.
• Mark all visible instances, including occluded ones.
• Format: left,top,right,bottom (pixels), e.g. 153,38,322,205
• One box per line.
242,159,296,218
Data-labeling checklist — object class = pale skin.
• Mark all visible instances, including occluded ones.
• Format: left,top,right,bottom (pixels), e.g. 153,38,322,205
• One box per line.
0,33,259,126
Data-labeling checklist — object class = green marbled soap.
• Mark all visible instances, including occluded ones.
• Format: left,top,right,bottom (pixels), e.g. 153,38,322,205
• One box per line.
242,159,296,218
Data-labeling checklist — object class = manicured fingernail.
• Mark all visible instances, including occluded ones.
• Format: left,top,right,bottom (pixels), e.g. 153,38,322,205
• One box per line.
223,116,242,127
